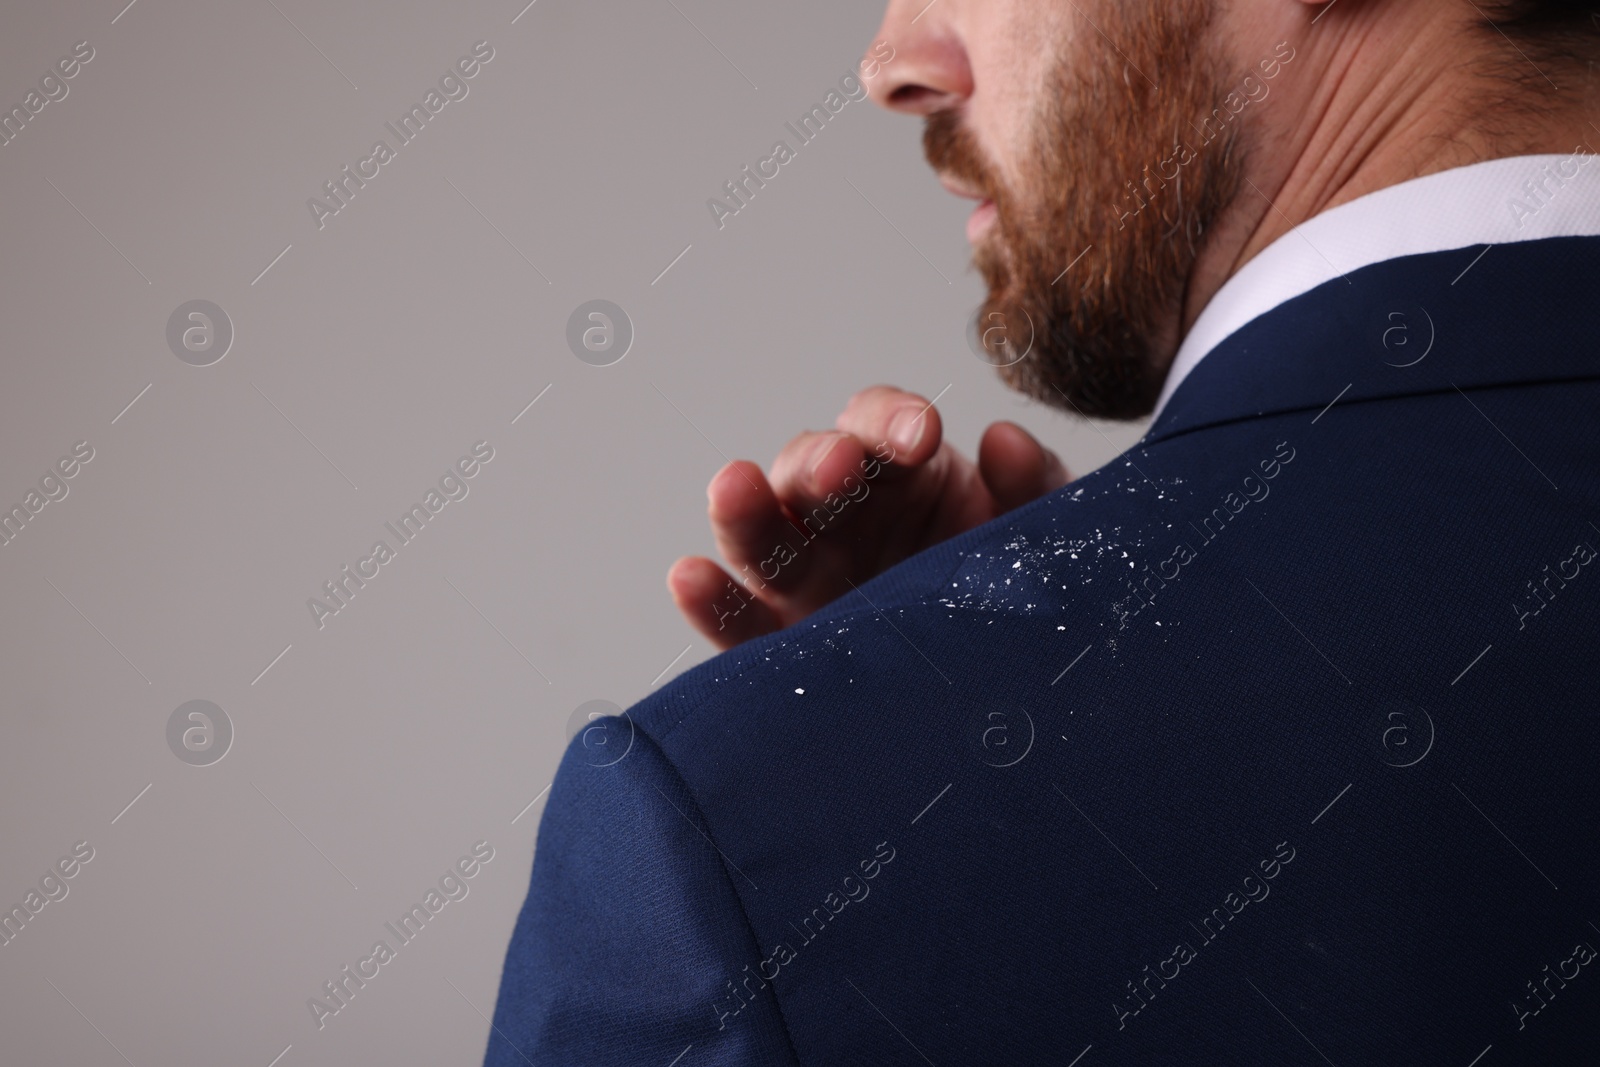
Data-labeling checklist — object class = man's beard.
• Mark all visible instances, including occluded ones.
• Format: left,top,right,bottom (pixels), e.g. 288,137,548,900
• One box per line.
926,1,1246,419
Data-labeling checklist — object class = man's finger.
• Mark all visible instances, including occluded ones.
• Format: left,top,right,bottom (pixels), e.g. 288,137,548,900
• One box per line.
706,459,818,593
834,385,945,468
768,430,874,515
977,421,1071,512
769,431,910,550
667,556,784,651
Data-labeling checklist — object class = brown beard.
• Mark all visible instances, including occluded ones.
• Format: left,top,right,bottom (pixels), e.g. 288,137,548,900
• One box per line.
925,1,1246,419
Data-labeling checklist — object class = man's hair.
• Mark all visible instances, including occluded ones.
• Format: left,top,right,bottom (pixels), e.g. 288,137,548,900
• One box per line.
1486,0,1597,32
1481,1,1600,66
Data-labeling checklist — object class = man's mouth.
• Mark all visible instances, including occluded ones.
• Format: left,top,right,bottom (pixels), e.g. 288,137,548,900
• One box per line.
939,175,997,243
965,199,997,242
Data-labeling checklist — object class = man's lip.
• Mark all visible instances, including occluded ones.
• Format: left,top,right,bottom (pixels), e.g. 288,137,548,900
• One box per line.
966,199,997,243
938,175,986,201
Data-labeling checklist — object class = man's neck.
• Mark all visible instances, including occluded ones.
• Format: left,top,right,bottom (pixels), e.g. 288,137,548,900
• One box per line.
1177,0,1599,347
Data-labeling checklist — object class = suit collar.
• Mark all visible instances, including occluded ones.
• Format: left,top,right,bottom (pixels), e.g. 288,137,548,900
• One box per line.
1145,231,1600,444
1148,151,1600,435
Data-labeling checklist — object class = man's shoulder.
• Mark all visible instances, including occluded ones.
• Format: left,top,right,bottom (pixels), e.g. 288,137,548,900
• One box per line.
626,457,1119,713
621,414,1302,761
565,373,1600,1061
507,239,1600,1063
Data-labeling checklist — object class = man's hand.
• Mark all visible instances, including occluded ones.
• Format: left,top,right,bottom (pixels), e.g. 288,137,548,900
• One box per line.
667,386,1070,649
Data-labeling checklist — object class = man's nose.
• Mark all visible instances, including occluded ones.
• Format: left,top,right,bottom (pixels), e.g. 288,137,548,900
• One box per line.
864,0,973,116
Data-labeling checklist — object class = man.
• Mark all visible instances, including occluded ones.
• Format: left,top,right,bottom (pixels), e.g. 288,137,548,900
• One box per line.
488,0,1600,1062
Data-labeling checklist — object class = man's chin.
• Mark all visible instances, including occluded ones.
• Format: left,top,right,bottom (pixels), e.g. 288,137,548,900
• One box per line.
995,350,1162,422
975,286,1165,422
970,224,1169,422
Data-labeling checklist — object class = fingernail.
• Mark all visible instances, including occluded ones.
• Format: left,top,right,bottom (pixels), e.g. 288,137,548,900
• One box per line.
808,433,846,480
888,408,924,454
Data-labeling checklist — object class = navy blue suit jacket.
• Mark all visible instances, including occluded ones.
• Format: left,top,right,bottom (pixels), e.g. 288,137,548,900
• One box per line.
487,235,1600,1065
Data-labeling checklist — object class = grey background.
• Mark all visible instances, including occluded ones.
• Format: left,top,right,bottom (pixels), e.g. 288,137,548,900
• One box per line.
0,1,1146,1063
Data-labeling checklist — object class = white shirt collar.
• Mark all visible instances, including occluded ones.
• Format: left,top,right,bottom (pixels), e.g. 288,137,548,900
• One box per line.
1152,151,1600,418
